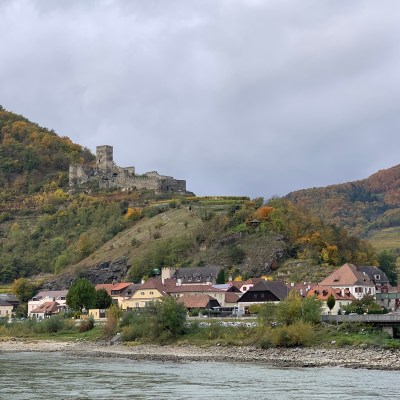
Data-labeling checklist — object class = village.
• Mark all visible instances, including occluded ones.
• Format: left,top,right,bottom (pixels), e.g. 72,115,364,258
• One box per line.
1,263,399,326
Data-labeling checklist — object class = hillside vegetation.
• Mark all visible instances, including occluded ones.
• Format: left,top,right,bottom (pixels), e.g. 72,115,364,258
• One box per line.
286,165,400,251
0,108,384,285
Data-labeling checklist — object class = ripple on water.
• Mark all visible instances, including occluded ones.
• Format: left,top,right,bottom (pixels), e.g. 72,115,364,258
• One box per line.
0,353,398,399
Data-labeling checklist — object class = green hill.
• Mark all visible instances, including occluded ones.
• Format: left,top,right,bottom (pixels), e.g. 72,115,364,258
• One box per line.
286,164,400,252
0,105,94,195
0,108,383,286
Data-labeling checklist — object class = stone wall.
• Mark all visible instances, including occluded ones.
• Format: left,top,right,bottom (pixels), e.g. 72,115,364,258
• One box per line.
69,145,188,194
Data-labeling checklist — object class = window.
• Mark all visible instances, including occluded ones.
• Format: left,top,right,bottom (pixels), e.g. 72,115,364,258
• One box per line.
150,291,154,295
140,292,145,295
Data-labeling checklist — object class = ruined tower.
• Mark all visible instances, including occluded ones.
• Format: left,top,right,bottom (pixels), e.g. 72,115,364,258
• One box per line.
96,145,114,173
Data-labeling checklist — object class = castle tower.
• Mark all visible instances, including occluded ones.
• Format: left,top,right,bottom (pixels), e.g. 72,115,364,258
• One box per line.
96,145,114,173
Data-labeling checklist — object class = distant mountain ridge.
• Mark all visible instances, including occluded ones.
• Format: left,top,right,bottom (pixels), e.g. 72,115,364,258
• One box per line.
286,164,400,239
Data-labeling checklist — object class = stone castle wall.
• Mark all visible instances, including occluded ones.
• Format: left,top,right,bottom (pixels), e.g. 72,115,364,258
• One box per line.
69,145,187,194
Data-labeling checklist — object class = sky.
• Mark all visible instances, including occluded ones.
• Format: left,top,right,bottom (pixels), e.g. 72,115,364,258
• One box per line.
1,0,400,199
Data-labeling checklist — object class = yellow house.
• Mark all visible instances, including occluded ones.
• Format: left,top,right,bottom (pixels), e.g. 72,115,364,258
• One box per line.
122,278,168,310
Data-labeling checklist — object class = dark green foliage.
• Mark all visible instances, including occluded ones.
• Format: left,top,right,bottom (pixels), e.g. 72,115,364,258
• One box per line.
216,268,226,284
378,250,398,286
0,196,128,282
95,289,113,309
121,297,187,344
66,278,96,311
344,294,388,315
327,293,336,311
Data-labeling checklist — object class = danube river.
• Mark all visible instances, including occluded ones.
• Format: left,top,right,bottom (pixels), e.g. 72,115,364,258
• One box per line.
0,352,398,399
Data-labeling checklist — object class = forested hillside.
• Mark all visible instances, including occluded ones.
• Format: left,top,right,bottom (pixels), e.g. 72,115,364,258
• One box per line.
0,107,384,286
0,106,93,195
286,165,400,243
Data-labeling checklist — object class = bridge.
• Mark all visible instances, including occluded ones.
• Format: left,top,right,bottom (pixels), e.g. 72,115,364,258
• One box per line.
322,314,400,337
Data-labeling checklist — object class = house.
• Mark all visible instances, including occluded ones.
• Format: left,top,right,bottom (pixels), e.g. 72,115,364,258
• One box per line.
95,282,134,307
228,278,263,293
28,290,68,317
0,299,13,321
30,301,63,320
307,285,356,315
237,280,289,314
0,294,19,310
318,263,376,300
178,294,220,312
358,266,390,293
166,284,226,306
161,266,222,285
122,278,169,310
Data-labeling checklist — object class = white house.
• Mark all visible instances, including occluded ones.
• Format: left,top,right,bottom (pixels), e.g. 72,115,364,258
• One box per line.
318,263,376,300
28,290,68,317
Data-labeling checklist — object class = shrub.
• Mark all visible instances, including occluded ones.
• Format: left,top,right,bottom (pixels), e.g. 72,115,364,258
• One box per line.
79,317,95,333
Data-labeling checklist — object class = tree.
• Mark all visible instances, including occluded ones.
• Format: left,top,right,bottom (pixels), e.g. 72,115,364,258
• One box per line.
66,278,96,311
146,296,187,341
11,278,38,303
378,250,398,286
95,288,113,309
327,293,336,314
216,268,226,284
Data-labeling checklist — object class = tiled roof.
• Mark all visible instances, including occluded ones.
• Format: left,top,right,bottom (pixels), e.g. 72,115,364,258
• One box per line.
0,299,12,307
225,292,240,304
307,285,356,301
172,266,221,284
245,280,289,300
178,294,219,309
95,283,132,295
32,290,68,301
139,278,169,296
358,266,389,284
319,263,374,287
31,301,60,314
166,284,225,294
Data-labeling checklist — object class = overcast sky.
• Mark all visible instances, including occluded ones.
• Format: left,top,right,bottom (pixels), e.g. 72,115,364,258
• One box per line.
1,0,399,198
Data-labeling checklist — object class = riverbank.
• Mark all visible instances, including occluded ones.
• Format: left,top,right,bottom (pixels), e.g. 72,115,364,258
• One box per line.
1,338,399,370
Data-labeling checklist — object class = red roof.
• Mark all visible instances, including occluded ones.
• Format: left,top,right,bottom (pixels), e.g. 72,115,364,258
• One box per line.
95,283,132,296
31,301,60,314
307,285,356,301
178,294,219,309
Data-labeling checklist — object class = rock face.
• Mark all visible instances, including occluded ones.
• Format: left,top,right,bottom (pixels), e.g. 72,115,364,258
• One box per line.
42,258,131,290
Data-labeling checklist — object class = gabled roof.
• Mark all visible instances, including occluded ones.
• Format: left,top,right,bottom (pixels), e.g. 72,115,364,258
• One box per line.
166,284,225,294
178,294,219,309
0,299,12,307
241,280,289,301
95,282,132,295
225,292,240,304
307,285,356,301
139,278,169,296
0,294,19,304
319,263,374,287
31,290,68,301
358,266,389,285
31,301,60,314
172,266,221,284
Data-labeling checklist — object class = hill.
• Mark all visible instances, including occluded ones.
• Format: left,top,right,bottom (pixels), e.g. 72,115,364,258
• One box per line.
0,108,383,287
286,164,400,251
0,106,94,195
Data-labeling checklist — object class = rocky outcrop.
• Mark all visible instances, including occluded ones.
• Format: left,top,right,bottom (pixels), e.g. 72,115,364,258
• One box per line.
42,258,131,290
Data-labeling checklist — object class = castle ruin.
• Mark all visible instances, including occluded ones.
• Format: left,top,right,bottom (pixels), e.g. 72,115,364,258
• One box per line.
69,145,188,194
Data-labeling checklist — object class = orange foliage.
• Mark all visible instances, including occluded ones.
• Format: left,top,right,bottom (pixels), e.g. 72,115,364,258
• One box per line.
254,206,274,221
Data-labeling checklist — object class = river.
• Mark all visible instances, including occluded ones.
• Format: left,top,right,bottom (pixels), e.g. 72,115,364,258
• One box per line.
0,352,398,399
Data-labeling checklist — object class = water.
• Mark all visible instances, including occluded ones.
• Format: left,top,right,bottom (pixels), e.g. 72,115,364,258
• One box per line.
0,352,398,399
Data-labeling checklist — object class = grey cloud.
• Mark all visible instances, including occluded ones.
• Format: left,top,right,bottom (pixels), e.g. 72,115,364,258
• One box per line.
1,0,399,198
